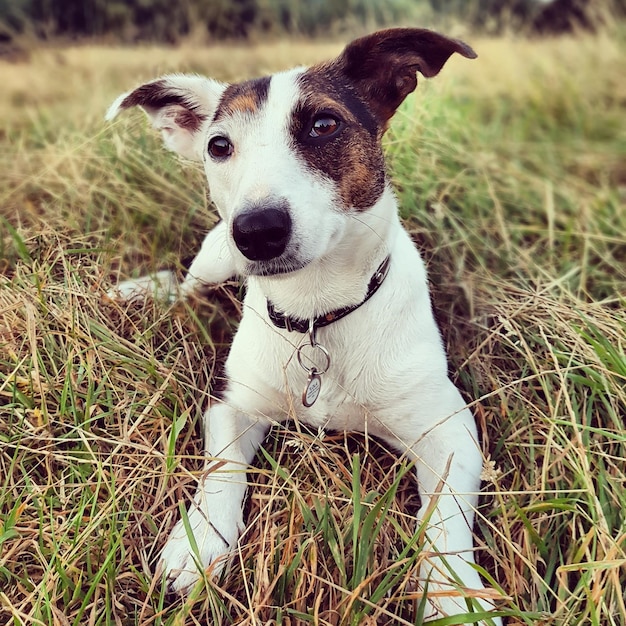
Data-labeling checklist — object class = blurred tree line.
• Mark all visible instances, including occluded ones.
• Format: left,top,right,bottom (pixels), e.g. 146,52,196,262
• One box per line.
0,0,419,42
433,0,626,34
0,0,623,43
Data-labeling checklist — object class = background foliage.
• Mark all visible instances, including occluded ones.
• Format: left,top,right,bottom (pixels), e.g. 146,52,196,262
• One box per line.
0,0,419,41
1,0,624,43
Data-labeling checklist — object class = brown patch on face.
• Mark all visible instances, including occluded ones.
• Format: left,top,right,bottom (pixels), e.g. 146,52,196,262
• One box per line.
338,137,384,212
290,29,476,211
293,64,387,213
212,76,271,122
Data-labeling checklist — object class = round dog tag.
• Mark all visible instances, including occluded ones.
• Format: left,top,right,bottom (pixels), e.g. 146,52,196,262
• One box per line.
302,371,322,407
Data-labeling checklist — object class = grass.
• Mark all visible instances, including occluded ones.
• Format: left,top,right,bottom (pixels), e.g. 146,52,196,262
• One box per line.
0,29,625,625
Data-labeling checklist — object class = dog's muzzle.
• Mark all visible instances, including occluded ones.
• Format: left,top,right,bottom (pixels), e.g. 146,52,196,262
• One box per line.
232,204,292,261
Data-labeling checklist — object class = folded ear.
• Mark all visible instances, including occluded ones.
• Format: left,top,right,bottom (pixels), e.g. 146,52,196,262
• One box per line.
336,28,477,125
106,74,227,161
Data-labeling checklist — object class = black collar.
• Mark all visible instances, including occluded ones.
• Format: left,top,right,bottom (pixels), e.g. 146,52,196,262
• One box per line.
266,255,391,334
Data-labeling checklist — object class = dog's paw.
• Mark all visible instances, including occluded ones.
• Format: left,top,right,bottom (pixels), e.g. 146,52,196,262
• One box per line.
106,270,180,303
159,503,244,595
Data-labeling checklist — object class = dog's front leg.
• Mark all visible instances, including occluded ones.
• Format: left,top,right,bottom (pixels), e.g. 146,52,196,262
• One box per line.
387,383,502,624
160,401,267,594
179,220,237,298
108,221,236,302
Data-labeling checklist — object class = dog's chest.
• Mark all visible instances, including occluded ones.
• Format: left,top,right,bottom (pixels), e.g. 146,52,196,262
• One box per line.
232,312,391,433
287,351,369,429
226,247,442,434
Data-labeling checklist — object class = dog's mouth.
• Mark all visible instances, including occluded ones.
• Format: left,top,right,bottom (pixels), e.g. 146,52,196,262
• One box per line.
244,255,309,277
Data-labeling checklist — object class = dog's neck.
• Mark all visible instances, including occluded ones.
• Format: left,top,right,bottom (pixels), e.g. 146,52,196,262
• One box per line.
250,186,400,321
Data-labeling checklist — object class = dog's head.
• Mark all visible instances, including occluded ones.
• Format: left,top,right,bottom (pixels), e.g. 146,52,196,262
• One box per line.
107,29,475,277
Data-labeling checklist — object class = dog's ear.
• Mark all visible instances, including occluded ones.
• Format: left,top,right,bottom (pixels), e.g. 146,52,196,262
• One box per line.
106,74,226,161
336,28,476,125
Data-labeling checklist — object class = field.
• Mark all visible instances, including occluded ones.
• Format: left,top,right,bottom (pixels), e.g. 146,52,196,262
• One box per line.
1,30,625,625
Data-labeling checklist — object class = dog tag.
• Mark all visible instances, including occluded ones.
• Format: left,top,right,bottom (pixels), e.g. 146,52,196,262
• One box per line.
302,370,322,407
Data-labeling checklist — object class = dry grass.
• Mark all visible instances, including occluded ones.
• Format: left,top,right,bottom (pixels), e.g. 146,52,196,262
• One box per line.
1,31,625,625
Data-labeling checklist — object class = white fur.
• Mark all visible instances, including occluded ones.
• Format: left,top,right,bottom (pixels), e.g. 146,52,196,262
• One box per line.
108,59,502,625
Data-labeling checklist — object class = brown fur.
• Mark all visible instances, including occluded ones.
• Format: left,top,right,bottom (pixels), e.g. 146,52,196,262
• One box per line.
288,30,476,212
294,65,386,212
336,28,477,124
213,76,271,122
119,80,207,131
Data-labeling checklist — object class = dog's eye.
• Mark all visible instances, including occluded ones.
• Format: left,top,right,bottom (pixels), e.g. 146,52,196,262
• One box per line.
309,116,340,139
208,136,234,159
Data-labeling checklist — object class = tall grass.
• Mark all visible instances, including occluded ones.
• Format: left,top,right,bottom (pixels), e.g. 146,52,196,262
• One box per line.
1,32,625,625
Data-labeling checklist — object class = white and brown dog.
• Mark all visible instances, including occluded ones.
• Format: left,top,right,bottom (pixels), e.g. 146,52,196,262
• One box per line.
107,28,502,623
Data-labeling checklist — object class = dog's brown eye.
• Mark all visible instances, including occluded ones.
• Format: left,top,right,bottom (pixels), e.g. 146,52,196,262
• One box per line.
208,136,233,159
309,116,340,139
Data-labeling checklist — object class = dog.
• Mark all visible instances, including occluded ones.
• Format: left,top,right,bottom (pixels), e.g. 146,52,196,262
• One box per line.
106,28,502,624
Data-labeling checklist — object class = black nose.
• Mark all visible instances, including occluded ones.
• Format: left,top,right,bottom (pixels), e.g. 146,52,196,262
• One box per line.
232,206,291,261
